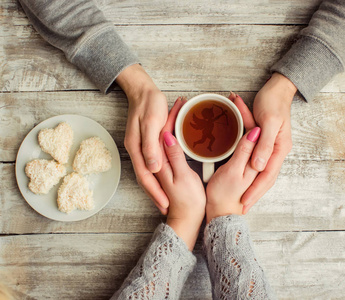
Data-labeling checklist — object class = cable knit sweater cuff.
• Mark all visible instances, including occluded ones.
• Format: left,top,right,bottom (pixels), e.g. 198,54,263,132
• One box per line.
203,215,276,300
112,223,196,299
271,36,344,102
158,223,197,266
71,24,140,94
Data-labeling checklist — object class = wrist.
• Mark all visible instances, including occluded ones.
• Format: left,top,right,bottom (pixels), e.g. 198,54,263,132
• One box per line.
115,64,160,102
206,203,243,224
270,72,297,100
167,217,203,251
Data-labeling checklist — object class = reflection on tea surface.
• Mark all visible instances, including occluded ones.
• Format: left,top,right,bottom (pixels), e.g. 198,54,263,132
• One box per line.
182,100,238,157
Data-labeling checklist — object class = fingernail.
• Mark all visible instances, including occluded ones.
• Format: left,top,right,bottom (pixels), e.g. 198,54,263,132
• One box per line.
254,157,266,171
181,96,187,103
247,127,261,142
163,131,176,147
228,91,236,101
147,159,158,171
175,97,181,104
236,94,244,102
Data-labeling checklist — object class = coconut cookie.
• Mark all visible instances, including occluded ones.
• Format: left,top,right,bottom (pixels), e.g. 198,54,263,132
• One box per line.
25,159,66,194
38,122,73,164
73,137,112,175
57,172,94,213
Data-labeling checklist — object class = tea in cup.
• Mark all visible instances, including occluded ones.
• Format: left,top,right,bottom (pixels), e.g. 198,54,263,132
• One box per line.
175,94,243,182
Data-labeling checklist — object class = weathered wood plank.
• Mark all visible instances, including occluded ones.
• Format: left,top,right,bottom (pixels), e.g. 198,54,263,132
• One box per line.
1,231,344,299
1,155,345,234
1,0,323,26
2,21,345,93
1,91,345,162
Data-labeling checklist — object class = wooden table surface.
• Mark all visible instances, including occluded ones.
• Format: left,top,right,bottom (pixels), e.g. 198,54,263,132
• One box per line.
1,0,345,299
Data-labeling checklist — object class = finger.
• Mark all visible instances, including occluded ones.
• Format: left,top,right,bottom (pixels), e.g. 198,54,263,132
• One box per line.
160,97,185,164
163,131,189,177
126,119,170,211
241,143,287,212
233,94,256,131
160,97,184,141
131,149,170,212
228,91,237,102
251,120,280,172
227,127,261,172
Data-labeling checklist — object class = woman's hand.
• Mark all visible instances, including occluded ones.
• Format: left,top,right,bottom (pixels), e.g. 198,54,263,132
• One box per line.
155,98,206,251
206,95,260,223
241,72,296,213
116,64,170,213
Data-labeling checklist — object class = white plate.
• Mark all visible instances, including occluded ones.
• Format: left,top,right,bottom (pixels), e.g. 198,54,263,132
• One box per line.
15,115,121,222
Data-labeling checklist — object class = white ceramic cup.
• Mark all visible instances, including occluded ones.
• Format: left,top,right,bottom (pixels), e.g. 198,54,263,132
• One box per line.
175,93,243,182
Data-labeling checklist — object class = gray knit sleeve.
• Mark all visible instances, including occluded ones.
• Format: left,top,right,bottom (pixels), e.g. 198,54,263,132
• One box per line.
203,215,276,300
18,0,139,94
271,0,345,102
111,223,197,300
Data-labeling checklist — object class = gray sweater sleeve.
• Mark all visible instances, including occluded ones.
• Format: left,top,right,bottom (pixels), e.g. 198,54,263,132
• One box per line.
18,0,139,94
271,0,345,101
204,215,276,300
111,223,196,300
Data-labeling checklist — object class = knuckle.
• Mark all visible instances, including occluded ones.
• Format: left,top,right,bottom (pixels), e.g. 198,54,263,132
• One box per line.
142,143,156,157
136,172,149,188
260,142,274,155
124,134,136,153
141,114,161,128
265,172,278,187
167,149,181,160
239,144,253,155
286,139,293,153
124,137,130,151
264,114,281,125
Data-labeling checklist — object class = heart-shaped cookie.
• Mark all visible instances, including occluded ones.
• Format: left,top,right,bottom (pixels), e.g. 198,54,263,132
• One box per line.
38,122,73,164
25,159,66,194
57,172,94,213
73,137,112,175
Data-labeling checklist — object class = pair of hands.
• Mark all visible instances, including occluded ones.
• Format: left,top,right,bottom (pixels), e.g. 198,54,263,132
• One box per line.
116,64,297,217
156,96,262,250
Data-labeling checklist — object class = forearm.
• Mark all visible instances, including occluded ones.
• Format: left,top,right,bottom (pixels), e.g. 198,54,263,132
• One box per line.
112,224,196,300
204,215,276,300
19,0,139,93
272,0,345,101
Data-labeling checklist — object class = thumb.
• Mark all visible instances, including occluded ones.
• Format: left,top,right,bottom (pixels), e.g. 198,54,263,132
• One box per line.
251,121,280,171
141,121,162,173
163,131,189,177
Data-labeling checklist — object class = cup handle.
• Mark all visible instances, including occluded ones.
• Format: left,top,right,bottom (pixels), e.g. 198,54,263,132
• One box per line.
203,162,214,183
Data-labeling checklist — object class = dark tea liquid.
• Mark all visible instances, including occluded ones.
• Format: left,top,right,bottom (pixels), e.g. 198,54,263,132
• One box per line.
182,100,238,157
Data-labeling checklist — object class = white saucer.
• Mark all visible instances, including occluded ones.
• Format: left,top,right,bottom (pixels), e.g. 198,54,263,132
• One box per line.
15,115,121,222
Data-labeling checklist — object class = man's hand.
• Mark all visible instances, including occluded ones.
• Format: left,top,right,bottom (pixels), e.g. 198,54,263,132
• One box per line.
116,64,169,214
240,72,297,214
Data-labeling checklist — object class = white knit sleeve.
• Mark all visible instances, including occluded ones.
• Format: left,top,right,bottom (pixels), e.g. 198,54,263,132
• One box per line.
111,223,196,299
203,215,276,300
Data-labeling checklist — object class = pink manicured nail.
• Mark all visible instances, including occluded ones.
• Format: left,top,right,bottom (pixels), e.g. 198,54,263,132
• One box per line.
247,127,261,142
228,91,236,101
163,131,176,147
236,94,244,103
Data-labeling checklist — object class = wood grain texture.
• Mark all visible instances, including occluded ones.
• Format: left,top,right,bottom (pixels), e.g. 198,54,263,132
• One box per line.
1,1,345,299
2,8,345,93
1,91,345,162
1,231,344,299
1,156,345,234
